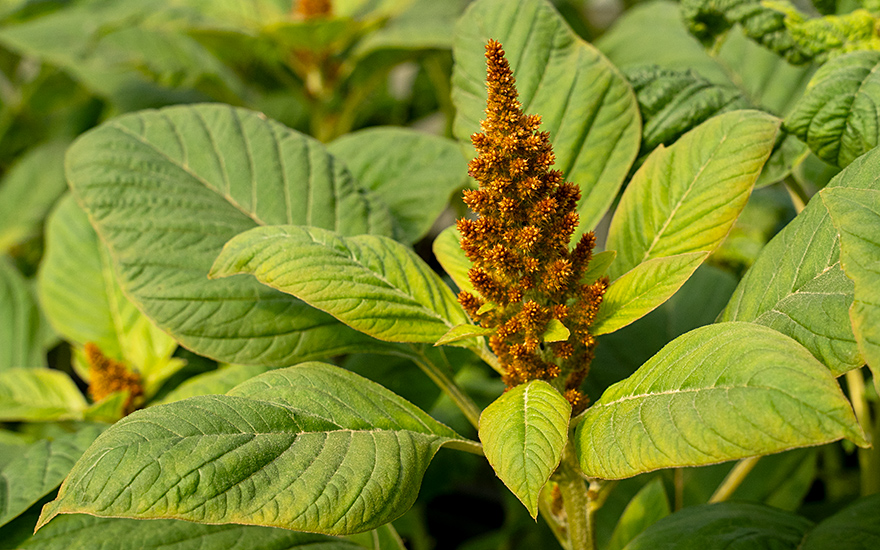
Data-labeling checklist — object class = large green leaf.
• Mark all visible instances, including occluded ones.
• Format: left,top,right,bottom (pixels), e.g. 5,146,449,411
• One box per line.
0,257,46,371
157,364,273,404
0,142,68,251
210,225,469,344
721,145,880,375
478,380,570,518
606,110,779,280
0,368,87,422
606,477,670,550
800,493,880,549
0,425,103,528
821,187,880,385
38,195,183,394
65,104,395,367
38,362,476,535
592,252,708,336
786,51,880,168
24,514,363,550
327,129,467,245
452,0,640,233
621,502,812,550
574,323,866,480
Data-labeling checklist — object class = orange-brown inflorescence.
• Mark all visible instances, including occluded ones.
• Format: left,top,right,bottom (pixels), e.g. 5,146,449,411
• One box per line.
84,342,143,415
294,0,332,19
458,40,608,414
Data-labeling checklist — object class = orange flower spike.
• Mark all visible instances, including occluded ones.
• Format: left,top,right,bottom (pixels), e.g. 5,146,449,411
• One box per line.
84,342,143,415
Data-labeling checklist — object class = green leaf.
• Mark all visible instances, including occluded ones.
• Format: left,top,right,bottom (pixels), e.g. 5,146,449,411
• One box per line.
452,0,640,233
582,250,616,285
157,364,273,405
37,194,183,394
433,225,473,294
0,142,68,251
721,145,880,375
625,66,750,156
0,368,87,422
435,324,495,347
25,514,363,550
328,127,468,244
38,362,473,534
800,493,880,549
606,110,780,280
210,225,469,344
787,51,880,168
0,425,103,528
821,187,880,386
479,380,570,518
574,322,866,480
621,501,812,550
542,319,570,343
592,252,709,336
65,104,395,367
607,477,670,550
0,257,46,371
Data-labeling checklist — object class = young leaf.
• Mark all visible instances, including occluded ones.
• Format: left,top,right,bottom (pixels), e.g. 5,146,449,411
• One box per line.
328,128,468,244
721,145,880,375
479,380,571,518
435,324,495,347
592,252,709,336
210,225,470,344
38,195,183,394
452,0,640,233
25,514,363,550
433,226,473,294
606,110,780,280
821,187,880,387
65,104,395,367
786,51,880,168
0,368,87,422
574,322,867,480
0,425,103,527
622,501,813,550
606,477,670,550
38,362,476,535
581,250,616,285
800,493,880,549
0,257,47,371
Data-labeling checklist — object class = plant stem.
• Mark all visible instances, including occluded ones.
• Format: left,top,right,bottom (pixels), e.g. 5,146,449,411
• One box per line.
475,343,505,375
709,456,760,503
845,368,880,495
557,447,594,550
406,345,482,430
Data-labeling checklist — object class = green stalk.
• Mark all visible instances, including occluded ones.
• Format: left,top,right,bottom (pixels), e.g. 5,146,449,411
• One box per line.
557,446,595,550
845,369,880,495
403,345,482,430
709,456,760,502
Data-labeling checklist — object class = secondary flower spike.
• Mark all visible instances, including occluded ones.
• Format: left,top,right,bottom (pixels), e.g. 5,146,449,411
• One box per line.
458,39,607,414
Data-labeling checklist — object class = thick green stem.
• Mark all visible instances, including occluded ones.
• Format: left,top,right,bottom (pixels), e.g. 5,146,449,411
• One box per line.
709,456,760,503
406,346,482,430
846,368,880,495
557,448,594,550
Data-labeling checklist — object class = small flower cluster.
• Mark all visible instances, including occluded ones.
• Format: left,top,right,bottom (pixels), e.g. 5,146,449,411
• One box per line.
458,40,607,414
84,342,143,415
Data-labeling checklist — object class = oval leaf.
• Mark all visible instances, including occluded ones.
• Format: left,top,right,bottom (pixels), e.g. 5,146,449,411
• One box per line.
479,379,571,518
721,145,880,375
328,128,468,244
622,502,812,550
606,477,670,550
26,514,363,550
821,186,880,385
0,258,47,371
210,225,469,344
800,493,880,550
433,225,473,294
574,322,866,480
0,425,103,528
435,324,495,347
65,104,394,367
0,368,87,422
592,252,709,336
606,110,780,279
37,362,472,535
786,50,880,168
452,0,640,233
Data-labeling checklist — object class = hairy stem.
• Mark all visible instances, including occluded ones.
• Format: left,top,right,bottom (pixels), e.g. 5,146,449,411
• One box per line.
557,447,594,550
709,456,760,502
